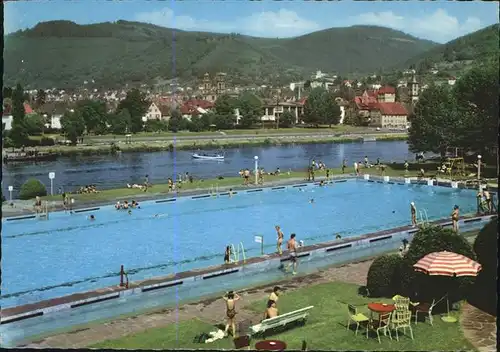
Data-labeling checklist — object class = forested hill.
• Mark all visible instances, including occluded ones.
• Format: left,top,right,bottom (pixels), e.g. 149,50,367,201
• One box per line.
4,20,438,88
402,24,499,70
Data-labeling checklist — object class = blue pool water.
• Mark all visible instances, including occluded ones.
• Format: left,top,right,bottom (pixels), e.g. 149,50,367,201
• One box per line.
1,180,477,308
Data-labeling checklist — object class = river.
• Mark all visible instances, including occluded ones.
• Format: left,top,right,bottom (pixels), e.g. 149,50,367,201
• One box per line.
2,141,415,197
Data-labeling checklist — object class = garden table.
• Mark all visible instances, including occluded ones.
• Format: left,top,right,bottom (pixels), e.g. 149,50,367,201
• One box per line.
255,339,287,351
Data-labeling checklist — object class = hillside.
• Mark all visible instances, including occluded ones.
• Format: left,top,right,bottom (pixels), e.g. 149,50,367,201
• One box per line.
4,20,438,88
402,24,499,71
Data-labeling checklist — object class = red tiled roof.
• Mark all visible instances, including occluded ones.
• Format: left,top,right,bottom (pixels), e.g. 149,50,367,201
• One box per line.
375,102,408,116
185,99,214,110
354,96,377,110
2,103,33,116
297,97,307,105
377,86,396,95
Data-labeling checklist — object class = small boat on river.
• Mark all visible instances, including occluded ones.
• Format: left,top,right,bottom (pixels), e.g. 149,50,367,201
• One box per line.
3,151,58,163
192,153,224,160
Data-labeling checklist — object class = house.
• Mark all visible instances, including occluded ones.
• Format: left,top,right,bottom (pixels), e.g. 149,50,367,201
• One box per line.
369,102,408,129
376,86,396,103
142,102,163,122
179,99,214,120
261,99,305,124
448,77,457,86
2,103,35,131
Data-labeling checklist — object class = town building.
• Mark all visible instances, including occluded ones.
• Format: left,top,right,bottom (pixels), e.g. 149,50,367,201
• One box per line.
179,99,214,120
260,99,306,125
2,103,35,130
200,72,227,102
142,102,164,122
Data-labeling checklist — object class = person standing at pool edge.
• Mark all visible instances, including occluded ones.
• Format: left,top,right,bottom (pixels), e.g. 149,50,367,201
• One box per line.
223,291,240,337
275,226,284,255
410,202,417,226
285,233,298,275
451,205,460,233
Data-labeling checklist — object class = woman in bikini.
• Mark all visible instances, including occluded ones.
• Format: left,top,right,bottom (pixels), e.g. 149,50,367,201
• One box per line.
34,196,42,213
275,225,284,255
451,205,460,233
263,300,278,321
224,246,232,264
223,291,240,337
410,202,417,226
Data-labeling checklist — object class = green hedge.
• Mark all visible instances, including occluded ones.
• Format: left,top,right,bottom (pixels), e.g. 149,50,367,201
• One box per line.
19,179,47,200
366,254,403,297
469,220,498,316
400,225,476,306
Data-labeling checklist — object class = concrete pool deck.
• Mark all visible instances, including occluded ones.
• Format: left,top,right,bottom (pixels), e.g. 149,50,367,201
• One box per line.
2,173,497,218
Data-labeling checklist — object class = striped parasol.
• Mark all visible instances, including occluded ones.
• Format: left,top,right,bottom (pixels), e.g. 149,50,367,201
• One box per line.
413,251,482,277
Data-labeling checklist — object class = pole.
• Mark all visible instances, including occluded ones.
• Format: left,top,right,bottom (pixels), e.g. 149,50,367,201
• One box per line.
50,179,54,196
477,155,482,182
261,236,264,255
9,190,12,202
254,156,259,185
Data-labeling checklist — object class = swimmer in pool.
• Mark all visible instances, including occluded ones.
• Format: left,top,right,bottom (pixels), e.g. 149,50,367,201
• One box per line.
309,199,314,204
229,188,233,198
128,210,132,215
89,214,95,221
335,234,342,239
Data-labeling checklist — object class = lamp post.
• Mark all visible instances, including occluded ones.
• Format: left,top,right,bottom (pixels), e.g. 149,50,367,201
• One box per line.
477,155,482,183
254,156,259,185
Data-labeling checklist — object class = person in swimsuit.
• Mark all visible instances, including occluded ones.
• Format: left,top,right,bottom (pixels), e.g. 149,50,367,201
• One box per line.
224,246,232,264
269,286,281,304
223,291,240,337
451,205,460,233
342,159,347,174
483,190,493,213
410,202,417,227
275,226,284,255
285,233,298,275
263,300,278,321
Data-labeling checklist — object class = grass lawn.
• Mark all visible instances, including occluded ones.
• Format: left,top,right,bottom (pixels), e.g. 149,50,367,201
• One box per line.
42,165,435,202
91,281,474,350
84,126,369,140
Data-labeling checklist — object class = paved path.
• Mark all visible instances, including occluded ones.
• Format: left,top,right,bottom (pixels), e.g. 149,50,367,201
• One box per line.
460,303,497,352
19,259,372,348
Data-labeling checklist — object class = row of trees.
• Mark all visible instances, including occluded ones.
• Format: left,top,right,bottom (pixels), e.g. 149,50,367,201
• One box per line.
408,58,498,159
5,85,343,146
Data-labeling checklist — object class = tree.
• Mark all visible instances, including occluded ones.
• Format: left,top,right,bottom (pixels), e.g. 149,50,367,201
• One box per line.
9,83,29,147
408,84,459,156
117,89,149,133
453,60,499,157
108,109,132,135
24,114,44,135
60,110,86,144
168,110,183,132
279,110,295,128
76,100,108,134
214,94,237,116
237,92,262,129
200,112,214,131
302,88,341,127
213,114,234,130
3,86,13,99
35,89,46,108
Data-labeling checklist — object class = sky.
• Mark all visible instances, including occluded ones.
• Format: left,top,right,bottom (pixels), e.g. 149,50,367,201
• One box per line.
4,0,499,43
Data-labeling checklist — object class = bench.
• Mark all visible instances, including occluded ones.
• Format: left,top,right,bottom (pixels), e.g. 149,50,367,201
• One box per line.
249,306,314,337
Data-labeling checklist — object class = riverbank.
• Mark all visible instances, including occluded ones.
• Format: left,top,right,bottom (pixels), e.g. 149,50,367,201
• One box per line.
36,133,407,156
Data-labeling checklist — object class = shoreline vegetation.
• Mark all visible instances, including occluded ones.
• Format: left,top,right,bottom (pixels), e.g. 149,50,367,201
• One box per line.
39,134,407,156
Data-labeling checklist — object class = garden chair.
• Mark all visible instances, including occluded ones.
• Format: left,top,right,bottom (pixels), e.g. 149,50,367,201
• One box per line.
390,310,414,341
366,312,392,343
410,299,437,325
346,304,369,335
393,296,410,312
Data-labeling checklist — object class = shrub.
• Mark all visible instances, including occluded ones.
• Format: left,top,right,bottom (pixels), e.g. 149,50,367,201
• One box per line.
400,225,476,306
19,179,47,200
367,254,403,297
469,220,498,315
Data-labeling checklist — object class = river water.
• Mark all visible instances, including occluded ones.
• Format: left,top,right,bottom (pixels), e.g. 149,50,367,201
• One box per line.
2,141,415,197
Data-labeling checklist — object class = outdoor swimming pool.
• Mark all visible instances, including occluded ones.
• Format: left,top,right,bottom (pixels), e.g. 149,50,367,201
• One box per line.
2,179,477,308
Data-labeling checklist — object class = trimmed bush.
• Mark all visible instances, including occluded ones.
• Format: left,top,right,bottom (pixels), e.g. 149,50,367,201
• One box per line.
400,225,476,306
470,220,498,315
367,254,403,297
19,179,47,200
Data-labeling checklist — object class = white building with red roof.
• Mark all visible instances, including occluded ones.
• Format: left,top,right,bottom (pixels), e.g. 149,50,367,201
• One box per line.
179,99,214,120
2,103,35,131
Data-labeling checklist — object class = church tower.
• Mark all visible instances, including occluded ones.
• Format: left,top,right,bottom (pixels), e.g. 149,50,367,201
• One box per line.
409,74,419,105
215,72,227,95
203,73,211,92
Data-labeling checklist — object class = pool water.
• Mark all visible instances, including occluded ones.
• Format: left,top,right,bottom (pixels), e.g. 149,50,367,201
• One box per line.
1,180,477,308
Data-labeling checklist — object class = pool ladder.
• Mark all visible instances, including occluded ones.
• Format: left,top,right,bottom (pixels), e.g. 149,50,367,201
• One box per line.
37,201,50,220
210,184,219,197
419,209,429,227
231,242,246,264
